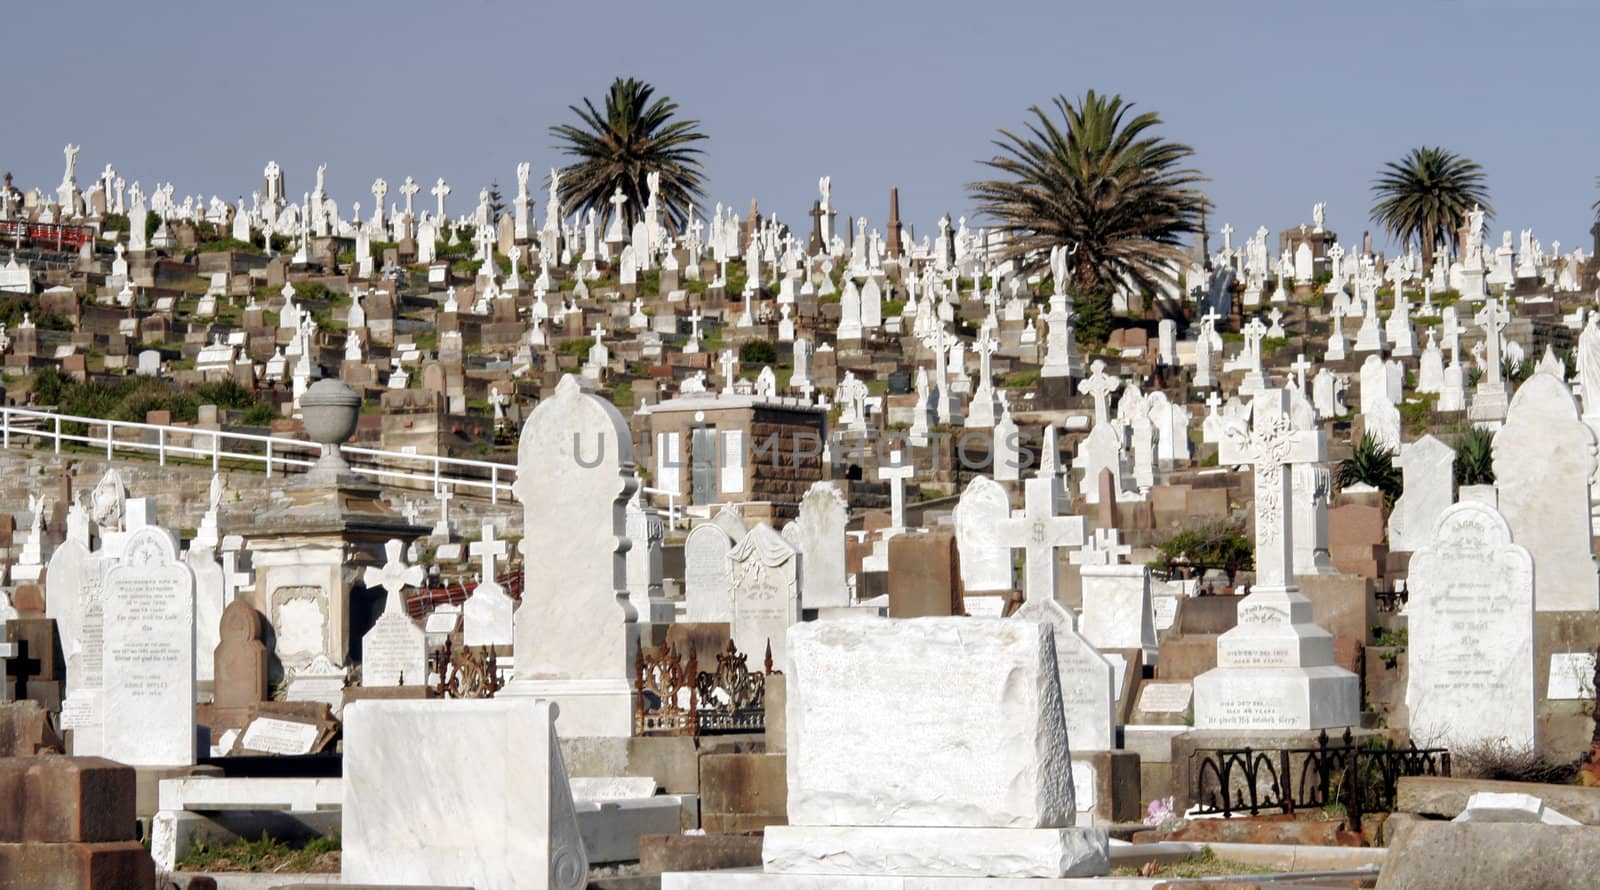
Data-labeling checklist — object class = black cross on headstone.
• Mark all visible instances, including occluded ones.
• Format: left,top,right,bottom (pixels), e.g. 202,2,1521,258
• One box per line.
808,200,825,254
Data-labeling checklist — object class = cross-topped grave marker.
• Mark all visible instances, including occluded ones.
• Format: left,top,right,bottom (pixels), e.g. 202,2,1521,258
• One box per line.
878,450,915,531
1219,388,1324,588
469,523,508,583
361,540,426,687
996,427,1087,603
1078,360,1121,427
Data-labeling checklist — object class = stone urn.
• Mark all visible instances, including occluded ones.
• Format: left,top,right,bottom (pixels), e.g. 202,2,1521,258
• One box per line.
300,378,361,480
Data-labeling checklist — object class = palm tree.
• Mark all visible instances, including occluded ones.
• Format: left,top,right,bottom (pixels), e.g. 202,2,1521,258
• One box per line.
968,91,1208,343
1370,147,1491,269
549,77,708,236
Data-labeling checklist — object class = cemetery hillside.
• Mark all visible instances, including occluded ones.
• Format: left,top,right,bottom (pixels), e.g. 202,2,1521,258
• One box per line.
2,6,1600,890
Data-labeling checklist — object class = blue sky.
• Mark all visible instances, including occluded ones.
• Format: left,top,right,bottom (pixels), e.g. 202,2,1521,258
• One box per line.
8,2,1600,253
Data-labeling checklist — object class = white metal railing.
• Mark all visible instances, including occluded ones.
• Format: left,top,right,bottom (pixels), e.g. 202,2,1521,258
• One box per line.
0,406,688,527
0,405,515,503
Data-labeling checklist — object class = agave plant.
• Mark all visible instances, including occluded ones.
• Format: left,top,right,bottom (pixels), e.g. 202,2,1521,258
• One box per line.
1453,425,1495,486
1336,433,1403,506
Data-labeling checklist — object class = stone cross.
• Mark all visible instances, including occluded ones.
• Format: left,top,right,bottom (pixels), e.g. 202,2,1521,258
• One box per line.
363,539,425,616
997,427,1086,603
878,450,915,530
1475,297,1510,385
1070,527,1132,567
469,523,508,584
431,178,451,220
399,177,419,217
974,328,998,382
1242,316,1268,373
687,309,703,340
221,550,253,602
719,349,737,390
1219,388,1325,589
1290,353,1312,391
1206,390,1222,415
607,187,629,233
590,323,606,344
1220,223,1234,251
1078,359,1122,426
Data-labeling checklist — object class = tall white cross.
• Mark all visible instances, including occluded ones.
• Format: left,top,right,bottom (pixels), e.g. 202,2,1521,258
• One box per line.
399,177,419,217
469,523,508,584
431,178,450,220
1475,297,1510,386
997,427,1086,603
363,538,425,617
1220,223,1234,251
1242,316,1268,374
1290,353,1312,391
878,450,915,530
1078,359,1122,427
1219,388,1325,589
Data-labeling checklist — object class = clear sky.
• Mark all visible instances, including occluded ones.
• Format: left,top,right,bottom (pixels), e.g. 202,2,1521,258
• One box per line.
7,1,1600,254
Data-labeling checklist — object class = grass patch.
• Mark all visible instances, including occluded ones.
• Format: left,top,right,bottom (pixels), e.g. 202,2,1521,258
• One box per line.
1112,847,1279,878
175,832,339,873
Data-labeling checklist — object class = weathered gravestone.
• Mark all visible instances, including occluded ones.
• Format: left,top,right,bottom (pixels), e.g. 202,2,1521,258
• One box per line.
953,475,1015,594
728,524,801,671
1406,500,1535,750
211,599,268,730
505,374,639,737
684,522,735,622
1492,373,1599,612
103,525,196,766
1390,435,1456,553
783,480,848,611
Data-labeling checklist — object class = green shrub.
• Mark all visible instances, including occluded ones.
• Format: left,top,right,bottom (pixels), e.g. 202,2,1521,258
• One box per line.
739,339,777,366
1150,521,1252,585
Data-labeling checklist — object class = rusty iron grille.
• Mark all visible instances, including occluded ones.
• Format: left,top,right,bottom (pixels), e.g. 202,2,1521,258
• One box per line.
634,640,775,737
1190,728,1450,831
428,638,504,699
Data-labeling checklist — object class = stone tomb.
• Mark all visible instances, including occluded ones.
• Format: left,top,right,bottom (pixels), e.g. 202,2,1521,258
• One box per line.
1405,500,1535,750
343,697,587,890
724,618,1110,883
102,525,197,767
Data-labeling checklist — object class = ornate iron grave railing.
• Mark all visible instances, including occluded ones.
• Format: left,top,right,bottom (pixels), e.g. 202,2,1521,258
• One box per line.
1190,728,1450,831
635,640,774,737
428,638,504,699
